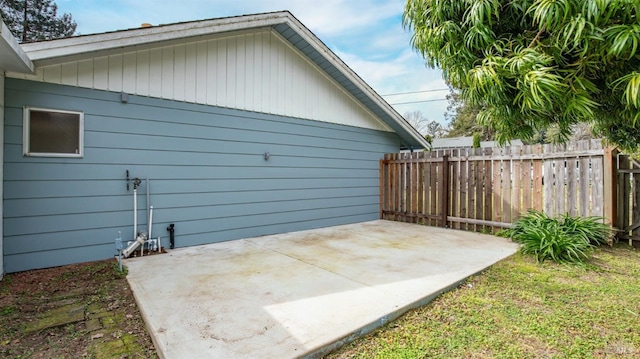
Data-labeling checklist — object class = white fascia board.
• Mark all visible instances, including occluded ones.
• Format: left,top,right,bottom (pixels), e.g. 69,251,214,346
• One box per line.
282,16,430,149
0,21,34,74
21,12,290,62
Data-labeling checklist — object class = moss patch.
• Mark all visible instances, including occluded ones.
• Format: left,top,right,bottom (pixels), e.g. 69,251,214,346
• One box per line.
0,259,156,358
23,303,85,334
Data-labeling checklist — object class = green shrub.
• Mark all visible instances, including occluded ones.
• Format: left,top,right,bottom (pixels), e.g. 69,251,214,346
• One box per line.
504,210,614,265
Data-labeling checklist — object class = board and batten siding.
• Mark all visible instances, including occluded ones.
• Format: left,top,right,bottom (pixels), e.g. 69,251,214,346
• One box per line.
3,78,401,272
8,29,391,134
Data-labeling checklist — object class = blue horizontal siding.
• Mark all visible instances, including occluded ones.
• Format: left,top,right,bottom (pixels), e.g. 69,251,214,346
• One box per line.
4,244,117,274
5,187,378,217
4,178,379,199
3,78,400,273
5,145,379,169
4,163,379,181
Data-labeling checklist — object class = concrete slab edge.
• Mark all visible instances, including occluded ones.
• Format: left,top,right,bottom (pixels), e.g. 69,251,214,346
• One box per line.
126,276,167,359
303,254,517,359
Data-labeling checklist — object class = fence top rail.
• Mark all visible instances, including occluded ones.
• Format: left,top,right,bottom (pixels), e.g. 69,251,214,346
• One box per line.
382,157,445,164
386,148,605,162
618,168,640,174
448,148,604,162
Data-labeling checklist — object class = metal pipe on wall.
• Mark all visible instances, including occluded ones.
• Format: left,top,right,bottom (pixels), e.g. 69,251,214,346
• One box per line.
133,186,138,240
149,206,154,247
146,178,150,239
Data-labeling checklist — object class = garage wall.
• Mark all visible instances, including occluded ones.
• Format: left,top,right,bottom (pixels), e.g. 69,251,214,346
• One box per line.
3,78,400,272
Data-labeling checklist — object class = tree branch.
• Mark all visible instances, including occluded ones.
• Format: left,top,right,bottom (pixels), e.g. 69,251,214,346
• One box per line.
528,26,545,48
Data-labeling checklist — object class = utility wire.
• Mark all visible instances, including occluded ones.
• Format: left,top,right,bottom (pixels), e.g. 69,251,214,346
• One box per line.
382,88,449,96
390,98,448,105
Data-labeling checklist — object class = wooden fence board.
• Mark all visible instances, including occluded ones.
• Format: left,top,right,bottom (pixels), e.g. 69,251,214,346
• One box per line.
632,161,640,238
450,149,459,229
417,155,424,224
492,147,503,232
430,151,438,226
415,153,421,223
591,140,604,217
440,154,449,227
532,144,543,211
407,153,413,220
521,145,532,213
459,148,468,230
483,147,493,233
473,148,483,232
603,146,618,227
554,144,566,216
502,147,512,225
566,142,578,216
387,153,393,220
398,153,403,219
619,156,630,231
468,147,476,230
512,145,522,220
578,141,590,216
543,143,554,215
380,157,385,219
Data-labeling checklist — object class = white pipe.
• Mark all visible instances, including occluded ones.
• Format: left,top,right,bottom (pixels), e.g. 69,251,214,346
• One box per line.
149,206,154,246
146,178,150,237
133,187,138,240
123,232,147,258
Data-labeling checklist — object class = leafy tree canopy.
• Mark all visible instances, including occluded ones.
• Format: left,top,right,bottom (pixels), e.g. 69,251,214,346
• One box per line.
1,0,76,43
403,110,448,144
444,87,490,139
403,0,640,152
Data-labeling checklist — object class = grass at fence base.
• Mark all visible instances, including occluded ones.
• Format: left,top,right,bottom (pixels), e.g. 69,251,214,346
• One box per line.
328,245,640,359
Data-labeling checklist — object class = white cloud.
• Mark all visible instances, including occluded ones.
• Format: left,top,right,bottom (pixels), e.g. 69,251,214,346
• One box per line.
335,48,449,123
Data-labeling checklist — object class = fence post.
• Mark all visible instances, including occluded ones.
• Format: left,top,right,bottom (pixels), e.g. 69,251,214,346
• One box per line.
440,155,449,228
603,146,618,227
380,158,385,220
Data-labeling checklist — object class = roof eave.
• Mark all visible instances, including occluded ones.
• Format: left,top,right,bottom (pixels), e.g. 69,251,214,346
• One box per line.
21,12,291,62
0,21,34,74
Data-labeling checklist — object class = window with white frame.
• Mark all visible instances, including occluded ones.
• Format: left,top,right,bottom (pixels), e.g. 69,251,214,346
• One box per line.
23,107,84,157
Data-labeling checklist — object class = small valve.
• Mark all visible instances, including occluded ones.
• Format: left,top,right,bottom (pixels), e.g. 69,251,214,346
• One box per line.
115,231,123,251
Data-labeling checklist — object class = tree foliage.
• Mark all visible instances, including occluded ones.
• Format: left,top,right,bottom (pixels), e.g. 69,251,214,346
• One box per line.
528,121,595,144
0,0,76,43
444,88,491,139
404,110,448,141
404,0,640,152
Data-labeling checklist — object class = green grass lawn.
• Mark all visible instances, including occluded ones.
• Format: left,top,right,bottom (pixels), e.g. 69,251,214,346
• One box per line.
329,245,640,359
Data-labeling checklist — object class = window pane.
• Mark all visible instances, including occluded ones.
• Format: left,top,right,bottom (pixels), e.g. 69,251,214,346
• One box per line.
29,110,80,154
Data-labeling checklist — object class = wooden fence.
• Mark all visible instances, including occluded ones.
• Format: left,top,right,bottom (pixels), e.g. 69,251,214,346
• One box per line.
617,154,640,246
380,139,618,234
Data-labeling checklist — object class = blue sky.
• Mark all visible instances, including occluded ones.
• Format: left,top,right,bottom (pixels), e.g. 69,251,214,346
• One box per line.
56,0,450,125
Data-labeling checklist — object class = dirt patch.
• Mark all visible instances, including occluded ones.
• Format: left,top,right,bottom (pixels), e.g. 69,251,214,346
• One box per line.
0,259,156,358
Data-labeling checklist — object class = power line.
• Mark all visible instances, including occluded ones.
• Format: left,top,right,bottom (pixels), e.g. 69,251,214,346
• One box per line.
390,98,448,105
382,88,449,96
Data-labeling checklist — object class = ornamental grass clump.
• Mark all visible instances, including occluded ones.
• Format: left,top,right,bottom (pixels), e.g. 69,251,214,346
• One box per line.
504,210,614,265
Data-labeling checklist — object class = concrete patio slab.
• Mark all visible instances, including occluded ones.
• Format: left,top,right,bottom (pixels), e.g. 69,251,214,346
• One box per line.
125,220,518,358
